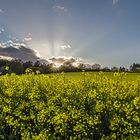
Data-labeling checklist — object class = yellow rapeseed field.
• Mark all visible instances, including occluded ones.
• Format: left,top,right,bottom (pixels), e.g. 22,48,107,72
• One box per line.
0,72,140,139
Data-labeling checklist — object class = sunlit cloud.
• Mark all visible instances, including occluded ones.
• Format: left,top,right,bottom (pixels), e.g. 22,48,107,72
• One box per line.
60,45,71,50
0,55,12,60
49,56,82,67
23,33,32,41
7,40,13,43
52,5,67,12
24,37,32,41
34,49,42,58
13,43,26,48
4,40,26,49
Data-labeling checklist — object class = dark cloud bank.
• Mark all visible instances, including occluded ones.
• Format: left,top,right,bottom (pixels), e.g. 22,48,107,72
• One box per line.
0,46,39,61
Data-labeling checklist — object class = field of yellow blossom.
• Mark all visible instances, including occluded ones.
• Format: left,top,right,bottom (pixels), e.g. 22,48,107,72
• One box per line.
0,72,140,139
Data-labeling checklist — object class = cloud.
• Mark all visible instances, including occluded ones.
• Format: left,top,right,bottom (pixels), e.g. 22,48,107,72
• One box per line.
113,0,119,5
23,33,32,41
0,55,12,60
0,27,48,63
12,43,26,48
24,37,32,41
7,40,13,44
0,27,4,34
0,45,38,62
52,5,67,12
34,49,41,58
60,45,71,50
0,28,4,32
49,56,82,67
8,35,19,41
0,40,49,63
0,9,4,13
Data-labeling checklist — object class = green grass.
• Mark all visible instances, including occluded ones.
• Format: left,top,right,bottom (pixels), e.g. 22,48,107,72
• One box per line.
50,72,140,81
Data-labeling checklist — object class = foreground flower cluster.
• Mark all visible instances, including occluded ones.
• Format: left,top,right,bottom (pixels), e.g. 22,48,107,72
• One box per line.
0,73,140,139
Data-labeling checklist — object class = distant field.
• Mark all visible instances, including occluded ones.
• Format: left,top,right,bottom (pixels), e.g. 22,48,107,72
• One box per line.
50,72,140,81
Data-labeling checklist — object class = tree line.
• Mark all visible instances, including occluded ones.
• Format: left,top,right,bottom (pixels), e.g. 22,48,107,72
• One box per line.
0,59,139,75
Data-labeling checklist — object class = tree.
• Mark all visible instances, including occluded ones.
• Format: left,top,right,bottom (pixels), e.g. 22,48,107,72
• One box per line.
102,67,111,72
130,63,140,72
9,59,23,74
78,63,86,71
111,67,119,72
23,61,33,73
34,61,41,67
92,64,101,71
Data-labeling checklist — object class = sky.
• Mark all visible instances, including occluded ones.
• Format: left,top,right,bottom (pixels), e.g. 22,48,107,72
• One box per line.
0,0,140,67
